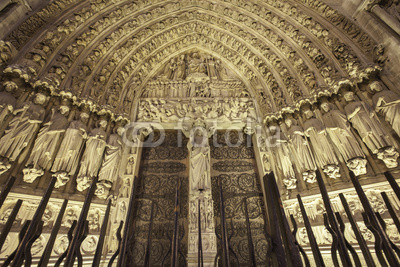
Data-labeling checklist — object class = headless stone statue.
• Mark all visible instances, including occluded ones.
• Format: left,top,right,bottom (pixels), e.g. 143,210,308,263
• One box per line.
344,91,398,168
76,119,107,191
285,117,317,183
269,125,297,189
303,109,340,179
321,101,367,176
0,93,46,174
23,106,70,183
371,81,400,138
51,112,89,187
95,126,124,199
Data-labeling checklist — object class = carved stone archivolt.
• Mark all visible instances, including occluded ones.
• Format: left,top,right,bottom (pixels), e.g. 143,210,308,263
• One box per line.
0,0,384,117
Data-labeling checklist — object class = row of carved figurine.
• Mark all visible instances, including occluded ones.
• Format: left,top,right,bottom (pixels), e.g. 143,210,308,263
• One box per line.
259,80,400,189
0,81,136,199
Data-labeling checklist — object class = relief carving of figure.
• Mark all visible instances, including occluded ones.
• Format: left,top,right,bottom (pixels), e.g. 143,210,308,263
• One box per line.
95,126,124,199
51,112,89,188
188,129,211,191
77,119,107,191
303,109,340,179
344,91,398,168
0,93,46,174
285,116,317,183
23,105,70,183
321,101,367,175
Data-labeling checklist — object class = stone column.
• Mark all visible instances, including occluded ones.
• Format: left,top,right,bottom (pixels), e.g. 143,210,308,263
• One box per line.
186,125,217,266
364,0,400,37
107,132,143,254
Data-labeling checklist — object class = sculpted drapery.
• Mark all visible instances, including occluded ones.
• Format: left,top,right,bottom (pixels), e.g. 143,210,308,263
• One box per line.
77,119,107,192
320,101,367,176
285,117,317,183
51,112,89,188
95,126,124,199
23,106,70,183
0,93,46,174
344,91,399,168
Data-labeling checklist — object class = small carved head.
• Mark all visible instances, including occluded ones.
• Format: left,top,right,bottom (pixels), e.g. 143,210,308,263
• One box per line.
343,91,355,102
59,105,70,115
369,81,383,93
34,93,47,105
3,81,17,92
80,112,90,123
117,126,125,136
284,116,294,128
320,101,331,113
304,109,314,119
99,119,107,129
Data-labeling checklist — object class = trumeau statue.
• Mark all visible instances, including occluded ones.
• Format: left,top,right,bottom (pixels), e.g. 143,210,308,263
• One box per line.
51,112,89,188
370,81,400,138
95,126,125,199
77,119,107,192
0,93,46,174
188,129,211,191
23,105,70,183
344,91,399,168
0,81,17,125
285,116,317,183
303,109,340,179
320,101,367,176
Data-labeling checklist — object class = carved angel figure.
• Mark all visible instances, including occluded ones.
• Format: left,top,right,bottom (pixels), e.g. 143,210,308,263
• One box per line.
51,112,89,188
344,91,398,168
95,126,124,199
303,110,340,179
23,106,70,183
76,119,107,191
0,93,46,174
320,101,367,175
285,117,317,183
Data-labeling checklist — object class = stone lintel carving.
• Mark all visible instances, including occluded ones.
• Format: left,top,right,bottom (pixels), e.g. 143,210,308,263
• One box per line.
137,98,256,123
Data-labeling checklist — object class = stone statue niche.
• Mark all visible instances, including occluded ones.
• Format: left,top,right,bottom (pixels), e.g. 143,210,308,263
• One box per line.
0,93,47,175
76,118,108,192
23,104,70,184
343,90,399,168
320,100,367,176
303,107,340,179
95,125,125,199
51,110,89,188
